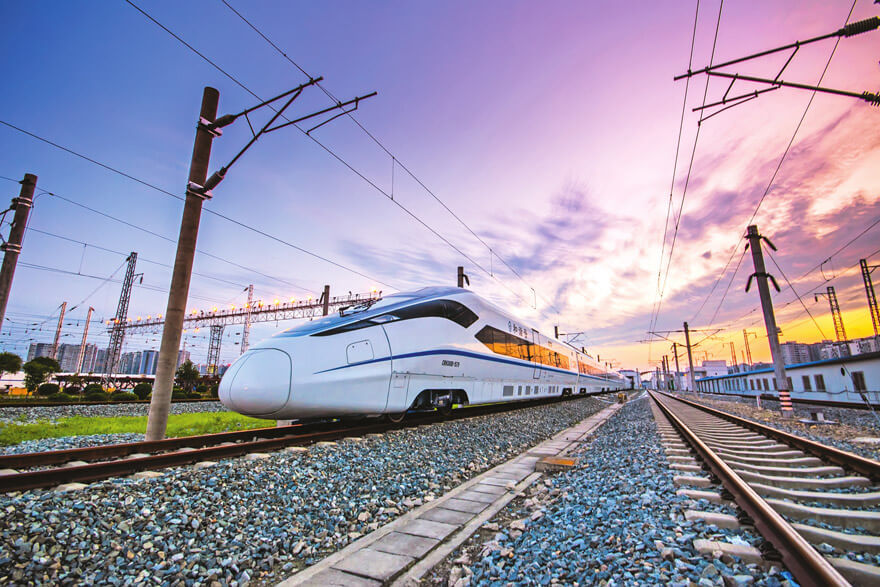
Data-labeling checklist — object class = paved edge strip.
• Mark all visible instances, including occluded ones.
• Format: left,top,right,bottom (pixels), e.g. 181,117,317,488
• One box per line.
279,400,626,586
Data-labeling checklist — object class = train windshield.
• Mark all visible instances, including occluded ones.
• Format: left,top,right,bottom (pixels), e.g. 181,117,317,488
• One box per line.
276,292,428,337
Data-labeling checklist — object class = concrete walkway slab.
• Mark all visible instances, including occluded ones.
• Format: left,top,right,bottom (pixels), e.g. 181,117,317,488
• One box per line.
279,401,626,587
371,532,439,558
397,519,458,541
332,548,413,581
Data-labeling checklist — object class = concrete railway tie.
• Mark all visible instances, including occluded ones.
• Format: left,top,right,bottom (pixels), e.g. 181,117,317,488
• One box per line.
651,391,880,587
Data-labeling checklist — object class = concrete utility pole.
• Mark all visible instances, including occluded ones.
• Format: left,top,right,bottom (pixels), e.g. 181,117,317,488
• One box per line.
672,342,681,390
147,87,220,441
321,285,330,316
684,322,697,393
50,302,67,360
457,266,469,288
0,173,37,334
745,224,793,415
663,355,670,390
75,307,94,374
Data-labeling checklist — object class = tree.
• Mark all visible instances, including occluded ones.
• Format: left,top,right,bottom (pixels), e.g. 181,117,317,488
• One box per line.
23,357,60,396
64,373,83,393
0,352,22,383
133,382,152,400
174,360,200,393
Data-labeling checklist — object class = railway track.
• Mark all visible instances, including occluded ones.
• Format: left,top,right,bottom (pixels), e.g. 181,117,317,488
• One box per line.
0,397,217,408
689,390,880,411
650,391,880,587
0,393,612,493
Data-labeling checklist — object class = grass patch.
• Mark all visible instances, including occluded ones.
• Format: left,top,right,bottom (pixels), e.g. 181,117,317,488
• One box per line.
0,412,274,446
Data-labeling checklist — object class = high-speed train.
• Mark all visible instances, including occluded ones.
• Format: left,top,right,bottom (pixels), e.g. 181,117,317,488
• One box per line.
219,286,626,420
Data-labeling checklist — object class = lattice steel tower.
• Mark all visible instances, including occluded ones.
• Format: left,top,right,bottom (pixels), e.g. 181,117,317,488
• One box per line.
240,284,253,354
105,252,141,379
861,258,880,336
815,285,847,342
207,324,224,375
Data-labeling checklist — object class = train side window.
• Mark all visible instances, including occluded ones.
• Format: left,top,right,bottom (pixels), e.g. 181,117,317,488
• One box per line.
763,378,769,391
852,371,867,392
518,385,522,396
802,375,812,392
525,385,531,395
749,380,754,390
814,374,826,392
503,385,514,397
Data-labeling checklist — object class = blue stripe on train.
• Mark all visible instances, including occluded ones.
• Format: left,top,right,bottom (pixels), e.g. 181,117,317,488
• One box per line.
314,348,613,383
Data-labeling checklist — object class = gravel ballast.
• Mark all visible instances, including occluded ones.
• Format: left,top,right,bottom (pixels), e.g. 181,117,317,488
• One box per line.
427,395,793,586
676,393,880,460
0,397,607,585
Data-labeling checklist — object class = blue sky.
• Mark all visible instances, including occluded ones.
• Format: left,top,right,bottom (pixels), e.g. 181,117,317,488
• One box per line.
1,1,878,370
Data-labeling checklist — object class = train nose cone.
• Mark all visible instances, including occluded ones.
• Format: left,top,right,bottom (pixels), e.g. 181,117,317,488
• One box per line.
219,348,292,416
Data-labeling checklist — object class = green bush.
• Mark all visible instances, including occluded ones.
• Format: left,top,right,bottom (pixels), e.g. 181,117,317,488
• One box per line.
37,383,60,396
208,385,219,398
85,391,110,402
110,391,138,402
84,383,104,395
47,393,76,403
65,386,82,395
132,382,152,400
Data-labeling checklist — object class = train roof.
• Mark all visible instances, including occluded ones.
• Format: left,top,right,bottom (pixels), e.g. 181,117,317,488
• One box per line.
275,286,473,338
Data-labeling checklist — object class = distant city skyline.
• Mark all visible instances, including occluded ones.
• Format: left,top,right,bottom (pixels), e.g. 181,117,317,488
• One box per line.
0,1,877,371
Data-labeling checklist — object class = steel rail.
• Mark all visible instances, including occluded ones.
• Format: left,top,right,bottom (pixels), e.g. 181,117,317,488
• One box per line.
681,390,880,411
0,392,614,492
649,391,849,587
0,420,337,469
0,398,217,408
657,391,880,481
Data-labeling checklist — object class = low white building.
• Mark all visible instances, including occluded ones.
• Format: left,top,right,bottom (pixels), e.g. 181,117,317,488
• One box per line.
695,351,880,406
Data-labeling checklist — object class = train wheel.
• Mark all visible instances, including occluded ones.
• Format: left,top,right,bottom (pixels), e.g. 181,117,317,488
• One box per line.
438,404,453,417
386,411,406,423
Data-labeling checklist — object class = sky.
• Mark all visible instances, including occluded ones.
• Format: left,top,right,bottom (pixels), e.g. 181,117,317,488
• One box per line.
0,0,878,374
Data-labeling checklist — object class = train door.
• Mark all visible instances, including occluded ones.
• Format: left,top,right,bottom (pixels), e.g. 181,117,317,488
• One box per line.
531,329,541,380
386,372,409,413
340,326,393,413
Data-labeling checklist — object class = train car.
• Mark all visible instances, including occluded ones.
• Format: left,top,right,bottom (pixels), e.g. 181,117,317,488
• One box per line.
219,286,626,420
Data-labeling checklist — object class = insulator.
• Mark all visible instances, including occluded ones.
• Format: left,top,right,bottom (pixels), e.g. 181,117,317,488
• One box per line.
841,16,880,37
863,91,880,107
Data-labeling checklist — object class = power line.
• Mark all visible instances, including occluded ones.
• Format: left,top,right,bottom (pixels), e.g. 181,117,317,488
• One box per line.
688,0,858,325
124,0,552,316
218,0,563,315
128,0,550,313
0,174,319,294
0,119,394,290
17,261,227,305
25,225,250,290
648,0,703,362
649,0,724,348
